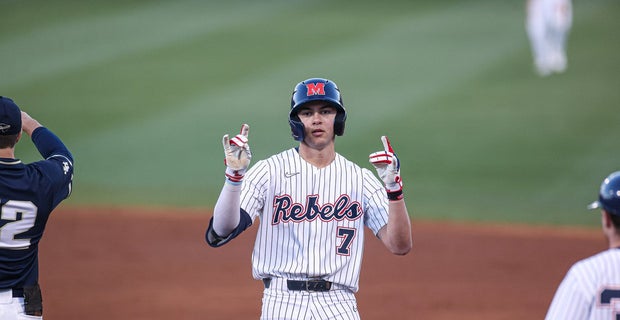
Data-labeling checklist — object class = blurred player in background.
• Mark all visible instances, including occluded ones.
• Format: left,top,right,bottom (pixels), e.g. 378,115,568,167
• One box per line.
545,171,620,319
0,97,74,319
206,78,413,319
526,0,573,76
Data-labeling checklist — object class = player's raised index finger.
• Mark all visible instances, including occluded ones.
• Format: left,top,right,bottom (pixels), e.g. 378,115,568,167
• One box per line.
240,124,249,138
222,134,230,149
381,136,394,153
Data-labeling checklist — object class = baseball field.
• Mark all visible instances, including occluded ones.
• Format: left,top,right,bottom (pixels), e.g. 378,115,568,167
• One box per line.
2,0,619,318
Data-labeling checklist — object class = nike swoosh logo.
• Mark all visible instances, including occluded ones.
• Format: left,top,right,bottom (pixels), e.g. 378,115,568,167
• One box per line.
285,172,300,178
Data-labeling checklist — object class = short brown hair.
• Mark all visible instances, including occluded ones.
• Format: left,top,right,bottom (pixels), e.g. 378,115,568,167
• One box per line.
0,134,19,149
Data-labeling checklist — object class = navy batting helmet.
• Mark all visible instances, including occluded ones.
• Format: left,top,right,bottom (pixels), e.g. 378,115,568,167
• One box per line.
289,78,347,141
588,171,620,216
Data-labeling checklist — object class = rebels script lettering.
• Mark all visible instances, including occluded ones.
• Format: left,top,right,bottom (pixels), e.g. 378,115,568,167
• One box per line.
272,194,362,225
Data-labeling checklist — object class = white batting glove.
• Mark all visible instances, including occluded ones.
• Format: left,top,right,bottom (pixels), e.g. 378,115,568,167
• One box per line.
369,136,403,200
222,124,251,183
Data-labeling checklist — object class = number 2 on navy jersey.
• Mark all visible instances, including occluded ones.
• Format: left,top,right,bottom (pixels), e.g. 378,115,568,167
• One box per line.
0,200,38,250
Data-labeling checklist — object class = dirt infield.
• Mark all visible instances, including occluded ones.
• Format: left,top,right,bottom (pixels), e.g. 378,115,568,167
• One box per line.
38,206,604,319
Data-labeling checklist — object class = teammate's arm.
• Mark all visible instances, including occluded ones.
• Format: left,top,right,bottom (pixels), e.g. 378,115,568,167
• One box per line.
21,111,74,204
369,136,412,255
21,111,42,136
21,111,73,163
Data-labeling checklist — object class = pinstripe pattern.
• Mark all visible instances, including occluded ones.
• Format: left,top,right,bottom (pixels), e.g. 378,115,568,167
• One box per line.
242,148,388,290
261,279,360,320
240,148,388,319
545,248,620,320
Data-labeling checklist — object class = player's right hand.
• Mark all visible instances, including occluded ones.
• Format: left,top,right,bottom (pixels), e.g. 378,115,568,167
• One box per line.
222,124,251,183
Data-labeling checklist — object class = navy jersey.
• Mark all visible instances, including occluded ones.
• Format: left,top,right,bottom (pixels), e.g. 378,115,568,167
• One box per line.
0,127,73,289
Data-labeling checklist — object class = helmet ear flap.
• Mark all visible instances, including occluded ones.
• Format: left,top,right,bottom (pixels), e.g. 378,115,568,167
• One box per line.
289,117,305,141
334,110,346,136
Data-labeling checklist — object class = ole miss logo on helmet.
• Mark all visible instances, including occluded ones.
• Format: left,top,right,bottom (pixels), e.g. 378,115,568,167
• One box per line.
305,82,325,96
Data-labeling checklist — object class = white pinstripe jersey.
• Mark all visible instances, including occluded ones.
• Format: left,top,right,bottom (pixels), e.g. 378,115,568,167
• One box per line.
545,248,620,320
239,148,389,292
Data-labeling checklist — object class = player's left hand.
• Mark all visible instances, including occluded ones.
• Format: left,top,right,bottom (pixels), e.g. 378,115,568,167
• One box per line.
222,124,251,183
369,136,402,196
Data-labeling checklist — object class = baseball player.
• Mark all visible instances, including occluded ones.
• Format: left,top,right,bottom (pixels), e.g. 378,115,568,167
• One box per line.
526,0,573,76
205,78,413,319
0,97,74,319
545,171,620,320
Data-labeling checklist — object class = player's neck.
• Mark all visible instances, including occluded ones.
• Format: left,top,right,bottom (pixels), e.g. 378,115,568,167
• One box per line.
609,235,620,249
298,143,335,168
0,148,15,159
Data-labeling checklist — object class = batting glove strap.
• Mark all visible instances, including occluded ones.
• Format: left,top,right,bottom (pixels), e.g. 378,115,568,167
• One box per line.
225,167,245,184
387,189,404,201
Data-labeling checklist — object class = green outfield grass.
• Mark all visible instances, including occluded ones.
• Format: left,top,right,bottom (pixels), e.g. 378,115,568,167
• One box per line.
1,0,618,226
